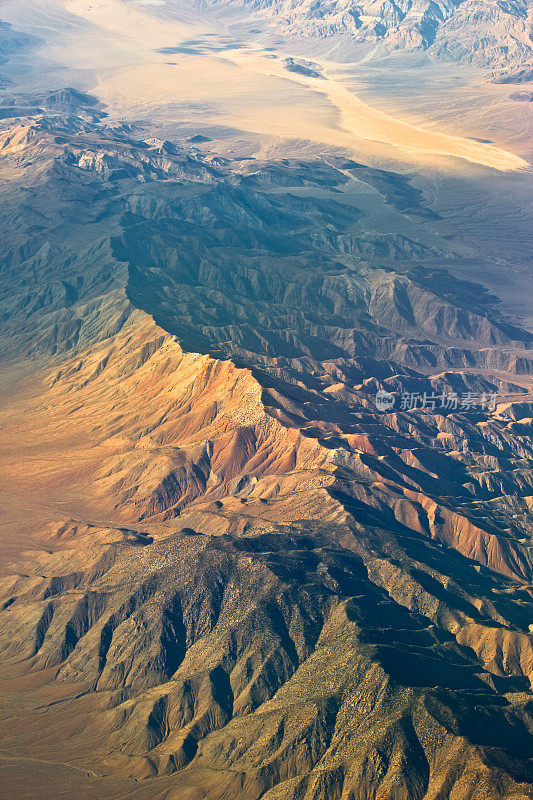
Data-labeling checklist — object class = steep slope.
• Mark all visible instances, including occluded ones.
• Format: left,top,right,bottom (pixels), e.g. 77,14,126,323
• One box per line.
0,97,532,800
3,521,533,800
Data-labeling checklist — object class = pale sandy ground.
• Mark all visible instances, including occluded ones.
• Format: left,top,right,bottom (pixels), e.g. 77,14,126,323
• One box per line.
224,49,529,171
1,0,530,172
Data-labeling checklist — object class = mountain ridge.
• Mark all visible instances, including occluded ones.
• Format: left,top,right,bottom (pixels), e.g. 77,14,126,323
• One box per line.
189,0,533,80
0,3,532,795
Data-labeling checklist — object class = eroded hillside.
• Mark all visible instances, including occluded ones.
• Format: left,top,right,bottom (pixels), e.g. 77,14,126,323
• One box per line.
0,94,533,800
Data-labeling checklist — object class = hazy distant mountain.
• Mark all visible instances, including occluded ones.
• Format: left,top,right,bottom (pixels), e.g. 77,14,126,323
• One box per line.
0,20,33,69
216,0,533,79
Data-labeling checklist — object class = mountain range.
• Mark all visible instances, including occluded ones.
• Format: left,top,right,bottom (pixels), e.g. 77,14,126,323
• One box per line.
185,0,533,79
0,2,532,799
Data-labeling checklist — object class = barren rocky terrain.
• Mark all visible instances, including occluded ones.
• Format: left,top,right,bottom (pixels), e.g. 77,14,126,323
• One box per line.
0,2,532,799
202,0,533,80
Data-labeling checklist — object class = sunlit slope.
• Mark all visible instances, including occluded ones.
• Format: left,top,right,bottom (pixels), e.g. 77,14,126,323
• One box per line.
0,12,532,798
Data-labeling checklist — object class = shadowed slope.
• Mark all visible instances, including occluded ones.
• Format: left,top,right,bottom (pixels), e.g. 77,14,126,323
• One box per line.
0,105,532,800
